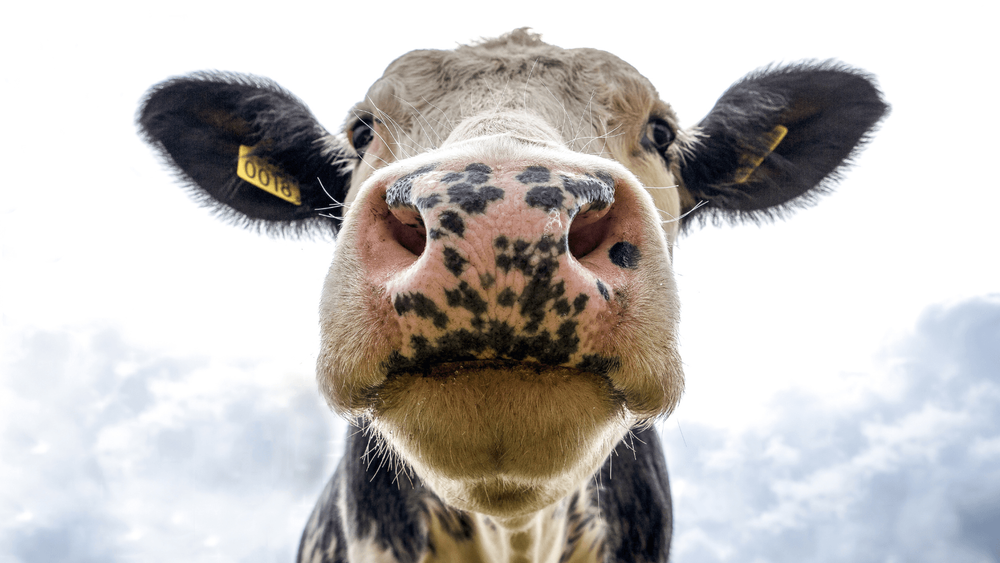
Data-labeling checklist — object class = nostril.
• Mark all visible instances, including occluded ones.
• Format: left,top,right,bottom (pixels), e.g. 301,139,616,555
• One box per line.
563,171,617,261
387,207,427,256
568,203,613,260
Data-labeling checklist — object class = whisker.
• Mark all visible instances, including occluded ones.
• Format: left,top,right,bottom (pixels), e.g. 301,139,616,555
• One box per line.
660,200,708,224
496,76,512,112
569,120,626,146
420,96,456,135
315,177,348,207
572,122,625,154
397,96,448,148
539,81,571,128
523,59,539,109
378,106,432,156
571,90,598,148
357,103,402,163
350,110,393,172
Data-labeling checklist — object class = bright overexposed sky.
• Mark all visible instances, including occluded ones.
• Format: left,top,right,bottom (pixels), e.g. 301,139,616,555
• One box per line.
2,1,998,561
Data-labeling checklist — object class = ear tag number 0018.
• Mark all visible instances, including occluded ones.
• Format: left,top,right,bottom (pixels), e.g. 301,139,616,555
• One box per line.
237,145,302,206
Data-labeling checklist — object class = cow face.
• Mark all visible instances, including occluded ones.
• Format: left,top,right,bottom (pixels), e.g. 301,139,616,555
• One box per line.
138,29,887,521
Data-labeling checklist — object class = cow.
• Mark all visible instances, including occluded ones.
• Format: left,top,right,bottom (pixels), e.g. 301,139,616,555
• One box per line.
138,28,887,563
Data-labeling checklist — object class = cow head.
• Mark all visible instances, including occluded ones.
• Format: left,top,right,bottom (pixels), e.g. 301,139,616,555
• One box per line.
138,29,886,523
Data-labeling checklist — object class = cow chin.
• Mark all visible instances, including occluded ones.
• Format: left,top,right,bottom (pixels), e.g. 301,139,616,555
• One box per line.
368,361,633,518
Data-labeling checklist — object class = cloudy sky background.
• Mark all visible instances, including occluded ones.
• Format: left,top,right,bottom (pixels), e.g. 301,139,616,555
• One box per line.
2,1,998,561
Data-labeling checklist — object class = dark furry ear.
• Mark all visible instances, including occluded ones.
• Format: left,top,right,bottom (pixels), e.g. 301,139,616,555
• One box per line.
137,72,352,235
678,61,889,226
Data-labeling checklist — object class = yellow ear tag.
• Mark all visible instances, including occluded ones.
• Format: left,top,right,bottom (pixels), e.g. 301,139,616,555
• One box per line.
734,125,789,183
237,145,302,206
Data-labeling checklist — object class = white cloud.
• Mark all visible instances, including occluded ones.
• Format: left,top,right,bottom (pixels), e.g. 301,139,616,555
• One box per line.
664,295,1000,563
0,329,345,563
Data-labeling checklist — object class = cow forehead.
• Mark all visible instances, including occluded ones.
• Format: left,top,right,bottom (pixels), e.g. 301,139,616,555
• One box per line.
352,36,676,157
383,40,651,95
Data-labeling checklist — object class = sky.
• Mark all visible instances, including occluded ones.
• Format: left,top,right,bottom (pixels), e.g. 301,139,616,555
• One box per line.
1,1,998,561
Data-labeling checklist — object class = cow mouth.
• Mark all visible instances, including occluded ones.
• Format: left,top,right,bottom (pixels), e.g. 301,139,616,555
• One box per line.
381,357,620,380
370,358,627,411
369,358,630,435
366,359,633,516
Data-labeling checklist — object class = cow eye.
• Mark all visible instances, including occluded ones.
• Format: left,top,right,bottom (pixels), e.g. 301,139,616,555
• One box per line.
350,118,375,157
645,118,675,150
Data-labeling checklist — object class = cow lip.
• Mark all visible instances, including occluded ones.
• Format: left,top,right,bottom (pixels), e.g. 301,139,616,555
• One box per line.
386,358,582,376
368,358,628,410
380,357,620,381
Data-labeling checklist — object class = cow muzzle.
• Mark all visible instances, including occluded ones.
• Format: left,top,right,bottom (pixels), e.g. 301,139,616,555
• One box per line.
316,135,684,516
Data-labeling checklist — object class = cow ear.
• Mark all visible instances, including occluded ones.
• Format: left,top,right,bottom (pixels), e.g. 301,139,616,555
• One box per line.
138,72,352,235
678,61,888,226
